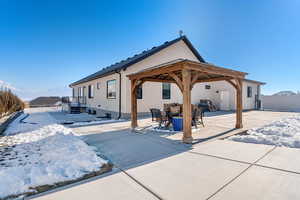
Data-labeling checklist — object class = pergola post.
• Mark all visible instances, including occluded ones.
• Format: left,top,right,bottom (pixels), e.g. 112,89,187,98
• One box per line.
131,79,138,129
235,78,243,128
182,68,193,143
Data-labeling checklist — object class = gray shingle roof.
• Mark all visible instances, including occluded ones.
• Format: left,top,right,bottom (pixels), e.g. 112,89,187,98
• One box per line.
70,35,205,86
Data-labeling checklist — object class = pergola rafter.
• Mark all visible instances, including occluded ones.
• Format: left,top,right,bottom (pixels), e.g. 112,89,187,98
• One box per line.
168,72,183,92
127,59,246,143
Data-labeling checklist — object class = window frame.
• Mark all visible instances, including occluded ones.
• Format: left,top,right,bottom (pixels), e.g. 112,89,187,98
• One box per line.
247,86,252,98
88,84,94,99
162,83,171,100
136,84,143,99
107,79,117,99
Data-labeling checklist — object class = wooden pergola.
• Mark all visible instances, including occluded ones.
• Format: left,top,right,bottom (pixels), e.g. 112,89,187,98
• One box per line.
127,59,247,143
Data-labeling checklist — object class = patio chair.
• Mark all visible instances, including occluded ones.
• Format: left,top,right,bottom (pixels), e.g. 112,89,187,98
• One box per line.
163,105,181,128
150,108,168,128
192,107,205,128
198,99,217,112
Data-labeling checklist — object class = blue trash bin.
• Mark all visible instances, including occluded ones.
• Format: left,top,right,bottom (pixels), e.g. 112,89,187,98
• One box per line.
172,117,183,131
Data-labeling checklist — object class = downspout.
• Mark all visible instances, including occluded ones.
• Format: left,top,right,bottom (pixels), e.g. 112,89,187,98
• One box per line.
116,71,122,119
257,84,261,110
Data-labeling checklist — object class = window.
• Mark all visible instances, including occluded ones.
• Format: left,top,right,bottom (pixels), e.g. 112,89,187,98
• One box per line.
107,80,116,99
88,85,94,98
205,85,211,90
247,86,252,98
72,88,75,98
162,83,171,99
97,82,101,90
136,84,143,99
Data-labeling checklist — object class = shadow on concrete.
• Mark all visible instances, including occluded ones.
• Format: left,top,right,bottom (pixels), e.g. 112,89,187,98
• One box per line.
192,128,238,145
82,128,191,169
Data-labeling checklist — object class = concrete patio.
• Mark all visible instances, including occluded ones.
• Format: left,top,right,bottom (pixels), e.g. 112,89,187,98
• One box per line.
30,110,300,200
64,110,297,144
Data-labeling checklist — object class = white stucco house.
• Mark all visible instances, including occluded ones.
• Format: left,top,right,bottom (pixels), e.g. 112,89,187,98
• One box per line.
69,35,265,118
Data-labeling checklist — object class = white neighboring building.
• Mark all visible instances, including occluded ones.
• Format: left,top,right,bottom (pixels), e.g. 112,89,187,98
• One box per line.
69,36,265,118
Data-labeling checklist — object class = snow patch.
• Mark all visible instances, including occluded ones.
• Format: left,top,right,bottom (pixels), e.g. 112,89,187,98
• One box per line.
229,115,300,148
0,120,107,198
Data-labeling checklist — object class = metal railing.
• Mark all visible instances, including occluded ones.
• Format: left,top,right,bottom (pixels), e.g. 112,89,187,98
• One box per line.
62,96,87,105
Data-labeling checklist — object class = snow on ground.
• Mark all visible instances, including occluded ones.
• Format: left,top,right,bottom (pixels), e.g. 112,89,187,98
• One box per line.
4,107,58,136
4,113,55,136
0,108,107,198
230,115,300,148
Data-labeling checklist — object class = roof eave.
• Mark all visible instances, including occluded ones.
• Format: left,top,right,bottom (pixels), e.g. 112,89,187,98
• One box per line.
244,79,266,85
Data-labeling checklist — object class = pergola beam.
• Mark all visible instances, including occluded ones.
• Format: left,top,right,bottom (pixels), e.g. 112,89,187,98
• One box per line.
195,76,233,83
143,76,233,85
128,64,183,80
127,60,246,81
142,78,176,83
184,60,247,77
184,63,245,79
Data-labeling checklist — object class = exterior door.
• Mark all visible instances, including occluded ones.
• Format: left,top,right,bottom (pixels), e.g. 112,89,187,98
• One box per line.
220,91,230,110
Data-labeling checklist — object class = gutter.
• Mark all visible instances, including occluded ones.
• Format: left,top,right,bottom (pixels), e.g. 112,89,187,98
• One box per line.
116,71,122,119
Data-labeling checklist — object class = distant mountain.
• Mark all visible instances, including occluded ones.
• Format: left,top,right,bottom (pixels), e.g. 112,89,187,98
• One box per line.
29,96,61,107
272,91,297,96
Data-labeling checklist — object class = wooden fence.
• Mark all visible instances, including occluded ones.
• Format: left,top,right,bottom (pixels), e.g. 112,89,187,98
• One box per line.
262,95,300,112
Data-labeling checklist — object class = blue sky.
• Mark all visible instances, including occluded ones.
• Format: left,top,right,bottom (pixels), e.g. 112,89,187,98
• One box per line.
1,0,299,99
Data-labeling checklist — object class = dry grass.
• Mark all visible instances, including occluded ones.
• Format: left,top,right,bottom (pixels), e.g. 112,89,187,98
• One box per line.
0,89,24,118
